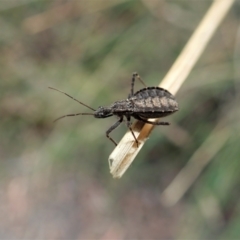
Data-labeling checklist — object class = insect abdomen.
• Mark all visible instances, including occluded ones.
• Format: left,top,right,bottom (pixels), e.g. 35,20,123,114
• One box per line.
132,87,178,118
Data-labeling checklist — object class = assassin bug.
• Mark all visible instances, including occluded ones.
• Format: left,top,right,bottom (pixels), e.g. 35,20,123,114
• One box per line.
49,73,178,146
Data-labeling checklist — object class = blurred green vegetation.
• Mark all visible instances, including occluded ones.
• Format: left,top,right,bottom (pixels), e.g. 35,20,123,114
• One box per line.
0,0,240,239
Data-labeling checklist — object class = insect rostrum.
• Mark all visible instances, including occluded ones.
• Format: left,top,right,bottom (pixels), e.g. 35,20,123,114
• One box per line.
49,73,179,146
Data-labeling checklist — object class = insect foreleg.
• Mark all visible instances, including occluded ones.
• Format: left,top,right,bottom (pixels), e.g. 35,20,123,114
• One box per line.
106,117,123,146
133,115,170,125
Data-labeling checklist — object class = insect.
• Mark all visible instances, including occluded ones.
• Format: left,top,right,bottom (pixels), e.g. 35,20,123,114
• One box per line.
49,72,178,146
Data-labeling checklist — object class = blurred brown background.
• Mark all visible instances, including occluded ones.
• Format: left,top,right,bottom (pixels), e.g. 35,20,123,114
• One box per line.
1,0,240,239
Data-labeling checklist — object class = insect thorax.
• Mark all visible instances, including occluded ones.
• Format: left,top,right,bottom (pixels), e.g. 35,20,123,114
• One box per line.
94,106,113,118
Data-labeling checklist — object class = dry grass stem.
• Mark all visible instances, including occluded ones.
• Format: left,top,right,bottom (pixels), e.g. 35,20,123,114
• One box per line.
160,122,230,207
109,0,235,178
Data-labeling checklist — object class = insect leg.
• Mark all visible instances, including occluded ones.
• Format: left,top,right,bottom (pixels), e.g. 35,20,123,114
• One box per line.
129,72,147,97
133,115,170,125
106,117,123,146
129,73,147,97
130,73,137,97
126,116,139,146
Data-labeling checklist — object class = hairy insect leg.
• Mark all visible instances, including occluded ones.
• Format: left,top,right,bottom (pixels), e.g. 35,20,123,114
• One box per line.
133,115,170,125
106,117,123,146
126,116,139,147
129,72,147,97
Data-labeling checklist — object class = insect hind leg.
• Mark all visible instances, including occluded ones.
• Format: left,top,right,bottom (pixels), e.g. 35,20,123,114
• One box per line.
134,115,170,125
129,72,147,97
106,117,123,146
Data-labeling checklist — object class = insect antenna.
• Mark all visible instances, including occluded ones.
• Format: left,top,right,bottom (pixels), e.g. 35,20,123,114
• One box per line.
49,87,96,122
53,112,95,122
49,87,96,111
